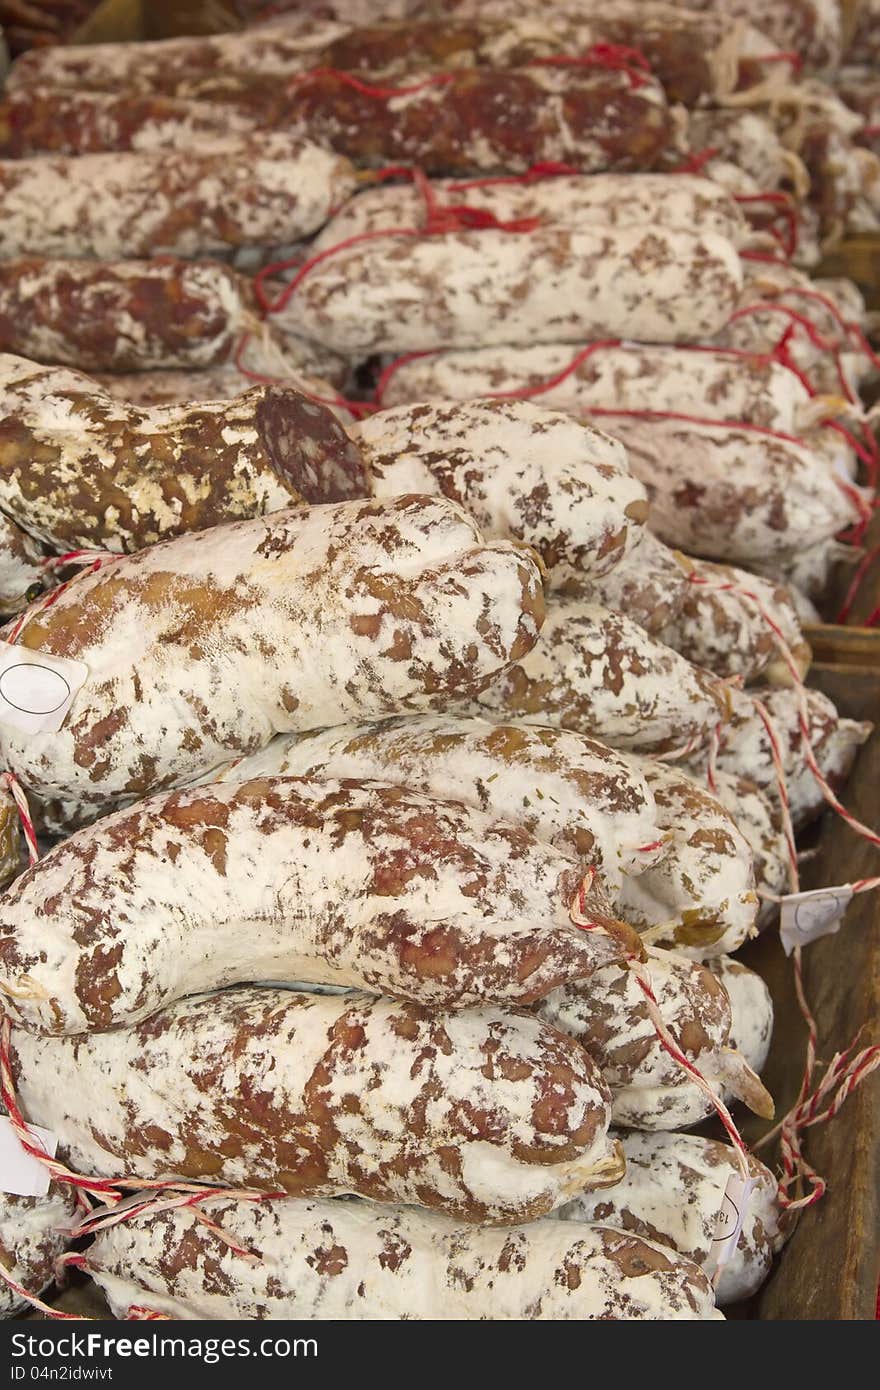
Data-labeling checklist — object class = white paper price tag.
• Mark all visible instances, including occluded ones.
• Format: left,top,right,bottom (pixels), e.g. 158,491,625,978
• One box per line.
0,1115,56,1197
779,885,853,956
706,1173,756,1279
0,641,87,735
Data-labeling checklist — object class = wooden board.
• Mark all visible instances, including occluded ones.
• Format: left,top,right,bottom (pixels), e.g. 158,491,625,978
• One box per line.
740,663,880,1320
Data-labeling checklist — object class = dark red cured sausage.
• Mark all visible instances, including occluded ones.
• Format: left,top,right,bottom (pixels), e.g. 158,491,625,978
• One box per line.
0,257,252,372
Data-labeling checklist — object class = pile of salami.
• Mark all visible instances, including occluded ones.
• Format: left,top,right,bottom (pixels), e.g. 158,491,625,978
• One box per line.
0,0,876,1325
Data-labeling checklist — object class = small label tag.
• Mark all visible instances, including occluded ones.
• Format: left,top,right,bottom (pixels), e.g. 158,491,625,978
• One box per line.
0,1115,56,1197
0,641,87,735
779,885,853,956
707,1173,756,1278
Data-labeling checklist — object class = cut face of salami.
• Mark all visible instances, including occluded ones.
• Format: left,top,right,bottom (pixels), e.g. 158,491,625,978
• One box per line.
453,599,730,756
0,496,545,829
0,257,251,372
85,1199,723,1320
203,714,664,895
0,138,357,261
0,775,641,1033
279,225,743,355
353,399,648,588
0,355,368,553
556,1132,784,1305
11,986,624,1223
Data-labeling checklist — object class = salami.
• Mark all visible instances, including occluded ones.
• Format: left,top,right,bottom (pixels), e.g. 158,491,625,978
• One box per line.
83,1199,722,1320
312,174,748,253
354,400,648,588
581,531,691,637
700,686,871,830
204,715,664,895
280,225,743,355
672,0,843,71
11,986,624,1223
453,599,730,757
709,957,774,1076
701,770,790,926
0,497,544,830
94,361,348,415
0,257,251,372
601,417,862,566
375,342,814,435
538,946,772,1128
557,1132,784,1304
0,1187,76,1318
0,88,260,158
0,138,357,261
659,557,811,687
0,515,43,613
0,776,640,1034
0,355,367,552
5,20,345,93
406,1,781,104
616,760,758,960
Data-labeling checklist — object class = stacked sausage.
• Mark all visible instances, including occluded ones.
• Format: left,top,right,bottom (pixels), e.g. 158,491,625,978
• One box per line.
0,0,874,1324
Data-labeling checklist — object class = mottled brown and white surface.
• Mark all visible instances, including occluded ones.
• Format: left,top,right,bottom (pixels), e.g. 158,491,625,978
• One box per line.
0,496,544,828
453,599,728,755
377,342,811,435
353,399,648,588
556,1132,784,1304
0,257,251,372
312,174,746,253
616,760,758,959
0,138,356,262
12,986,623,1223
86,1199,722,1320
204,715,663,895
0,775,641,1033
538,946,769,1129
600,417,861,565
0,1186,76,1318
0,355,367,553
281,225,743,355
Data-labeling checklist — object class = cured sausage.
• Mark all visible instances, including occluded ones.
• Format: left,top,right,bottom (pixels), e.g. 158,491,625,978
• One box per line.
204,714,664,895
0,515,43,614
374,341,814,435
702,686,871,830
0,1187,76,1318
0,138,357,261
659,557,811,687
556,1132,784,1305
83,1199,722,1320
709,956,774,1076
0,354,368,552
0,257,252,372
581,531,691,636
616,760,758,959
452,599,730,756
279,224,743,355
353,399,648,588
705,771,790,926
312,174,747,253
538,946,772,1128
0,496,544,829
600,417,861,566
0,88,261,158
0,776,639,1033
10,986,624,1223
